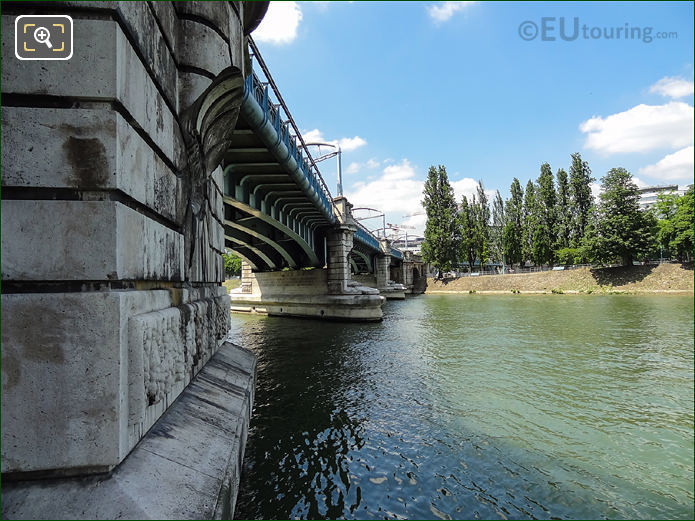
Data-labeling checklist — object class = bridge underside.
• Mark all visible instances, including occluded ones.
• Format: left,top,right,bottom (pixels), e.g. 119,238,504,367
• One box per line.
223,123,330,270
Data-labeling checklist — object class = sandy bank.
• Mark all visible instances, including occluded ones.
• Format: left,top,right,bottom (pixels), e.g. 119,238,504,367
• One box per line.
425,263,694,295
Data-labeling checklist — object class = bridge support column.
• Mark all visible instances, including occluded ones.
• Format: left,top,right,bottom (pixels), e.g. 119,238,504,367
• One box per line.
241,260,254,293
1,6,263,517
326,224,356,295
401,251,428,294
375,239,406,299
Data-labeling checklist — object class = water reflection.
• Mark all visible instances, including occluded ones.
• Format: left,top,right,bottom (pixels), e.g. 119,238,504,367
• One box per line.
234,296,694,520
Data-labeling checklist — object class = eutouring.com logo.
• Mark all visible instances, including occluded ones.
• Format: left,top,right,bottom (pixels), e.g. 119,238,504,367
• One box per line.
518,17,678,43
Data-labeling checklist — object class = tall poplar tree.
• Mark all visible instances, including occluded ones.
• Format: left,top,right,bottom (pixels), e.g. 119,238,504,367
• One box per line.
458,195,476,272
569,152,594,246
474,180,490,268
535,163,557,265
421,165,459,276
522,180,538,264
555,168,571,250
490,190,505,266
503,178,524,267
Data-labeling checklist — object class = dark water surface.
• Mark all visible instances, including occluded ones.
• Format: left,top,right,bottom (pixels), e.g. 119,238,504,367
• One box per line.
233,295,694,520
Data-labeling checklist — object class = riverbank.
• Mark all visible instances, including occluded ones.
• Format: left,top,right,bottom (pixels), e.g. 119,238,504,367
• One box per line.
223,278,242,292
426,263,694,294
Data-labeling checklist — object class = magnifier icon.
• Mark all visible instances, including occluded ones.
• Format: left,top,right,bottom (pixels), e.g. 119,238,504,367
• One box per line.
33,26,52,48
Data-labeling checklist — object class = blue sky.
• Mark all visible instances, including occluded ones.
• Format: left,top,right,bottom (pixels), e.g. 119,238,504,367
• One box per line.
252,1,694,235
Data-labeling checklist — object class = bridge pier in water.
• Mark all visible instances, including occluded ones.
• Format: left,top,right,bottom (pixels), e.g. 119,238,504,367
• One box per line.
1,2,269,518
229,197,386,321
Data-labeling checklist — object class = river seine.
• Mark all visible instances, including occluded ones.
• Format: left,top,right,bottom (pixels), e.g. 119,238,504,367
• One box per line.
232,294,693,520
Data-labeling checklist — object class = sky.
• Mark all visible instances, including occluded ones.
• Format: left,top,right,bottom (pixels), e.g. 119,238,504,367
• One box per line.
251,1,694,236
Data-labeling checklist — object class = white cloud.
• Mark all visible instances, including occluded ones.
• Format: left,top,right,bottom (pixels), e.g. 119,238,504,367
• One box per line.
253,2,303,45
579,102,694,155
649,77,695,99
632,176,649,189
303,128,324,143
450,177,478,202
639,146,694,182
427,1,476,23
345,158,381,175
403,213,427,236
302,128,367,152
339,136,367,151
345,159,423,214
346,162,361,175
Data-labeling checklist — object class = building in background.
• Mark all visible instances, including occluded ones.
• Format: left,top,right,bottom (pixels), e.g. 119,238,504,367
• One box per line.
638,184,690,211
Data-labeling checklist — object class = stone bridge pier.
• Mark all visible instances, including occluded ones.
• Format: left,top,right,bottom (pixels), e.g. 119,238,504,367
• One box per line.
1,2,268,518
230,196,384,321
375,239,407,299
402,251,428,294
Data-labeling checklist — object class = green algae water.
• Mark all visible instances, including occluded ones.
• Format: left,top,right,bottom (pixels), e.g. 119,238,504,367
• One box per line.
232,295,694,520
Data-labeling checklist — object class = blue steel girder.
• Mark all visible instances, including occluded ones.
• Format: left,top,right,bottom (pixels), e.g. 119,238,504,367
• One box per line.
223,195,321,267
224,167,322,261
225,247,259,271
224,229,278,270
224,220,297,270
354,226,381,253
224,238,269,271
390,248,403,262
350,249,373,274
239,72,335,225
221,64,348,271
349,257,360,274
226,203,318,266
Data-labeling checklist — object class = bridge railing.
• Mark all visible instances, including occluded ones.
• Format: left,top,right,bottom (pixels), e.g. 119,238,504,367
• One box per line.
390,248,403,261
247,37,336,222
354,220,382,251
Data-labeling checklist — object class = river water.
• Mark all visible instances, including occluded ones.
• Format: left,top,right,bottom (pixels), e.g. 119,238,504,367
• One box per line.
232,295,694,520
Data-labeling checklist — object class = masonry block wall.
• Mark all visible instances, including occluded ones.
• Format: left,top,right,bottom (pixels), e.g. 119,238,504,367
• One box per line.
375,254,392,289
1,1,263,477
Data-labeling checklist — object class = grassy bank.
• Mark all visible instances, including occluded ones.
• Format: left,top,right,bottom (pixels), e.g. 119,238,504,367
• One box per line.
222,278,241,293
426,263,694,294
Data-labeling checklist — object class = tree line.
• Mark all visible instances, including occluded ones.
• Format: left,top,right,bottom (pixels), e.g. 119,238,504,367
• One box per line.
421,154,694,275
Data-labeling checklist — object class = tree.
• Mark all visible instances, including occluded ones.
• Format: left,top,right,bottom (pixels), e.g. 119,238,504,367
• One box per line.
671,187,694,261
522,180,538,264
656,187,694,261
655,192,679,258
421,165,459,276
222,251,242,276
503,178,524,267
569,152,594,246
473,180,490,269
555,168,571,250
535,162,557,265
490,190,505,266
458,195,476,272
586,168,657,266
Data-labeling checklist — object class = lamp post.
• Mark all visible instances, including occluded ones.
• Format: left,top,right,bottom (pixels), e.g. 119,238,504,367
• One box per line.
303,142,343,196
353,207,386,238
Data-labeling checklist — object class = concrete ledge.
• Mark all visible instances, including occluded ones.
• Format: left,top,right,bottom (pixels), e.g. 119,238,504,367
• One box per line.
229,291,385,322
0,341,256,520
379,288,406,300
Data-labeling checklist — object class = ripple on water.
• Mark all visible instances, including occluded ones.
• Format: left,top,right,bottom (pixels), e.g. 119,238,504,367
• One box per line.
233,295,694,520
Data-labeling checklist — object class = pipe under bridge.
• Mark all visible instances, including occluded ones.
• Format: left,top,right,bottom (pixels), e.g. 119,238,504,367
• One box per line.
196,38,425,320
